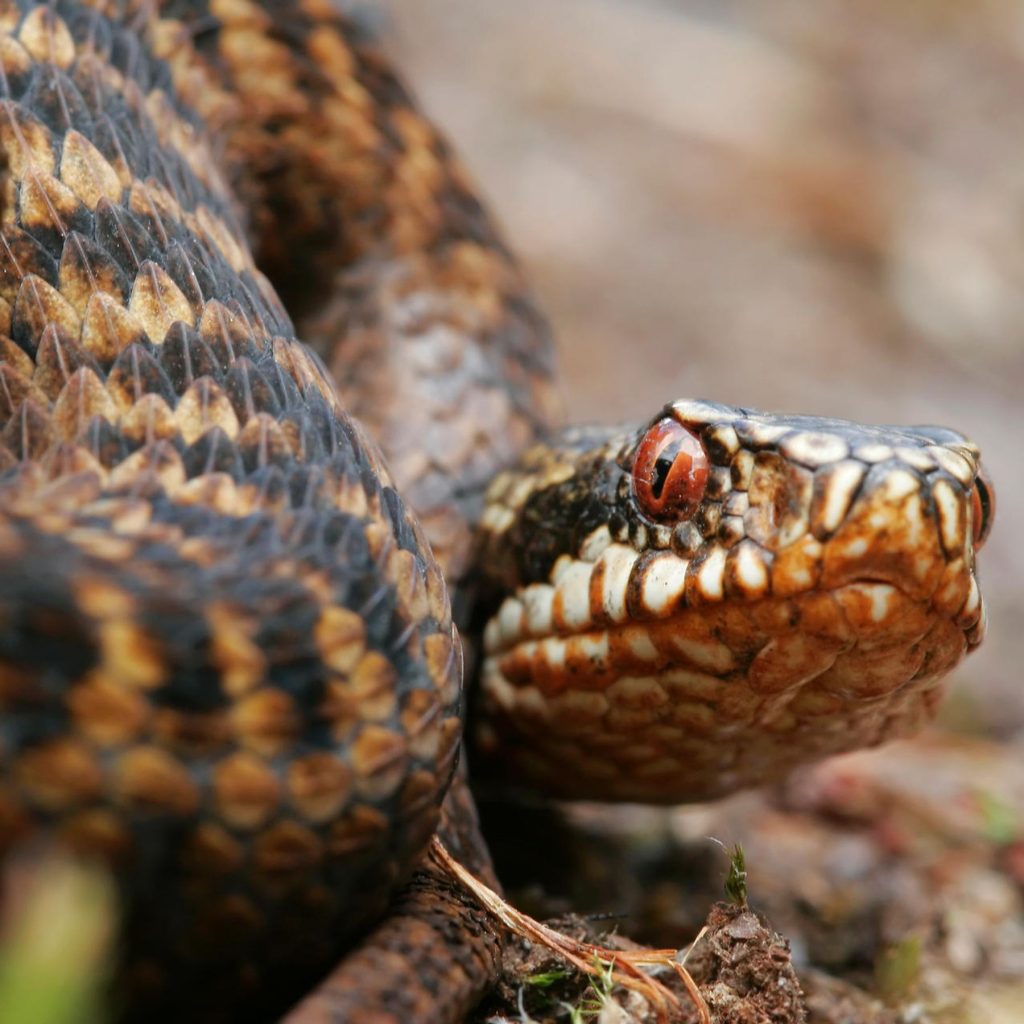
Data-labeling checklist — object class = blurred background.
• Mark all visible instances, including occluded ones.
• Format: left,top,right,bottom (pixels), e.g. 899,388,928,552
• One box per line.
377,0,1022,734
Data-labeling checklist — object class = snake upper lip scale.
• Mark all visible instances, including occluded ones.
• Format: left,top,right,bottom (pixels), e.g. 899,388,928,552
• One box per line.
0,0,995,1021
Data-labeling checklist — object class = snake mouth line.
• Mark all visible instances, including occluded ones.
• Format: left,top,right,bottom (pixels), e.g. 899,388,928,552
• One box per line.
483,567,980,688
483,519,983,655
475,571,980,804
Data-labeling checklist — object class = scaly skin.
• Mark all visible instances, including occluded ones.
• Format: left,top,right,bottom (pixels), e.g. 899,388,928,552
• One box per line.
0,1,553,1020
0,2,993,1023
475,400,990,802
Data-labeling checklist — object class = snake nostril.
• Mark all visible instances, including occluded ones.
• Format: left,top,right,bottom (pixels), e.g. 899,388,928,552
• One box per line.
971,465,995,549
631,417,709,522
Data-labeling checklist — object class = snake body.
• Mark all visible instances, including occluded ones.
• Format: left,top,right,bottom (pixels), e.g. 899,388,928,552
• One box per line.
0,1,555,1017
0,2,993,1022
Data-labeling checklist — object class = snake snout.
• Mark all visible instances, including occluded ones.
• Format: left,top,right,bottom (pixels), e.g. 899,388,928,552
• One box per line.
816,462,975,597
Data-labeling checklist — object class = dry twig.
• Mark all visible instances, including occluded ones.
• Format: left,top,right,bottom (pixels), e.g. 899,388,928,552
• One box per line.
430,837,710,1024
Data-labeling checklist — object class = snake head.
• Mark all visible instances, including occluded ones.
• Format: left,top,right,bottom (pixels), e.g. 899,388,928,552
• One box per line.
474,398,993,802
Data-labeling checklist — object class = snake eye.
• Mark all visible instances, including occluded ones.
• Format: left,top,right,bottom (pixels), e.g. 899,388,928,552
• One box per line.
970,466,995,549
632,418,709,521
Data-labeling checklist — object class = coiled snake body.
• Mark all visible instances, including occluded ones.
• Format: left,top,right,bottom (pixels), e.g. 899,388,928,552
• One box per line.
0,2,993,1021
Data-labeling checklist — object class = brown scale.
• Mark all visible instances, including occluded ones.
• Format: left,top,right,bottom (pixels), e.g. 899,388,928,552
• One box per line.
0,4,994,1023
177,0,563,582
0,1,545,1021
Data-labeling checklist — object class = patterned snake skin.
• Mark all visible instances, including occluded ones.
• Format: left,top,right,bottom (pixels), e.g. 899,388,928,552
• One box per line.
0,2,993,1022
0,1,555,1019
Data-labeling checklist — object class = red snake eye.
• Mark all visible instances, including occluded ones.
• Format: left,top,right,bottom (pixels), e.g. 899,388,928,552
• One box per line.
632,418,709,521
970,466,995,549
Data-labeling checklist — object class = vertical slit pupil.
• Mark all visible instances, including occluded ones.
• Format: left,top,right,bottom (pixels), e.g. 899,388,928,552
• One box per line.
632,418,709,522
651,447,678,500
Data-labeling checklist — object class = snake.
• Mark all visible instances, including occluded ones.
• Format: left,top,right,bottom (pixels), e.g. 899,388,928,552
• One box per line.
0,1,994,1022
